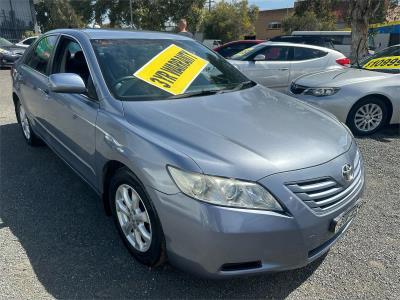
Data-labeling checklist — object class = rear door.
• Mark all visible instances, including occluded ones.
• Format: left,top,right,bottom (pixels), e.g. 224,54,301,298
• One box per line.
238,45,291,90
19,35,59,136
45,36,99,186
289,46,330,82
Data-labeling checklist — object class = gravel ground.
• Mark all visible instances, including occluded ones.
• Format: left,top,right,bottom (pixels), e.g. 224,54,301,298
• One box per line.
0,69,399,299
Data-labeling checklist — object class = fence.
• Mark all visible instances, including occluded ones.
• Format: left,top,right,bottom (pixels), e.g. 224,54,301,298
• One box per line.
0,0,36,42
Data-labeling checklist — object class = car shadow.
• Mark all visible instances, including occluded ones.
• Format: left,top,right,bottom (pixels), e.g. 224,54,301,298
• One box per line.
0,122,324,299
358,124,400,143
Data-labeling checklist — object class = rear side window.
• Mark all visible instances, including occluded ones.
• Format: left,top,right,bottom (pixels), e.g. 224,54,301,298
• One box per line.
292,47,327,60
24,38,36,45
25,35,58,75
249,46,290,61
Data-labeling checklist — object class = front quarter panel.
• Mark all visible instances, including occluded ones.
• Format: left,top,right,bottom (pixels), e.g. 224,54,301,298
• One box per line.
94,101,201,195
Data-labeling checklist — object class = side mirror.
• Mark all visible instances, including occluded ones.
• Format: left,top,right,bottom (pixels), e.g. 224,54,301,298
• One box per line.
253,54,266,61
48,73,86,94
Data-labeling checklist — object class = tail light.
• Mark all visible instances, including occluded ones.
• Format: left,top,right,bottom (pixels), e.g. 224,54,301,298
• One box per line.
336,57,351,67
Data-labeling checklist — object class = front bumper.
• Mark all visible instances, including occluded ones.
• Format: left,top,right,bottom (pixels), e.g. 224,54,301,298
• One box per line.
287,89,355,123
0,54,21,67
148,144,364,278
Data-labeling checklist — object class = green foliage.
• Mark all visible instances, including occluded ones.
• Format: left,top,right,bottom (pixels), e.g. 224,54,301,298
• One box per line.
35,0,206,32
282,0,337,33
23,31,36,38
202,0,259,43
35,0,84,32
282,11,336,33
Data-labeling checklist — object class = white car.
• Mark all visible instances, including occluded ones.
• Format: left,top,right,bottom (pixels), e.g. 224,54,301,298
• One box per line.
15,36,38,48
228,42,349,92
289,45,400,135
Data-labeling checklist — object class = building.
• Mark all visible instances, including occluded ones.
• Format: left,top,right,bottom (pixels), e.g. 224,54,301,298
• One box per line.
0,0,38,42
254,8,294,40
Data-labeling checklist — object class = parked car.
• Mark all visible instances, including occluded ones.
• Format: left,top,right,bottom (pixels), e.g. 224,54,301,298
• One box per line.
0,37,25,67
289,45,400,135
12,29,364,278
202,39,222,49
269,35,335,50
228,42,350,92
213,40,264,58
15,36,38,48
292,31,352,57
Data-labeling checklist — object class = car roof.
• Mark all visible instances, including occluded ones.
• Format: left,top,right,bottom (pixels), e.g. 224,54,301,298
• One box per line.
261,41,337,52
47,28,193,41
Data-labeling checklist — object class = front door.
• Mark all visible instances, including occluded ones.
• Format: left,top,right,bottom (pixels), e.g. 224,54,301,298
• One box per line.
46,36,99,186
239,45,291,91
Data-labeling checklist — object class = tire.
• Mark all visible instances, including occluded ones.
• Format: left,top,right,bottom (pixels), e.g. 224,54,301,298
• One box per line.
109,167,166,267
346,97,388,136
15,101,42,146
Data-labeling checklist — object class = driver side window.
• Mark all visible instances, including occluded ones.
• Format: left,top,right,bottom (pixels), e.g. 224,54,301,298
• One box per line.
52,37,97,100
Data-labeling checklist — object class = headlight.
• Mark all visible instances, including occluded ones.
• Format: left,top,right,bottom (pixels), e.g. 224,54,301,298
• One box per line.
168,166,283,211
0,48,11,55
304,87,340,97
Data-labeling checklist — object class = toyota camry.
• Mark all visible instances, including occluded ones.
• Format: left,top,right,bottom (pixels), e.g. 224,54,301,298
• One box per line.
12,29,364,278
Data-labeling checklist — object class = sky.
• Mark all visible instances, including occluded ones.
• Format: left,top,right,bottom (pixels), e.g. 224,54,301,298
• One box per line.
247,0,295,10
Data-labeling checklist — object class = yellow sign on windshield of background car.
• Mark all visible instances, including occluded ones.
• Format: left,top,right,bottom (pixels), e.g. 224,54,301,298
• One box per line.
363,56,400,70
134,44,208,95
234,47,254,57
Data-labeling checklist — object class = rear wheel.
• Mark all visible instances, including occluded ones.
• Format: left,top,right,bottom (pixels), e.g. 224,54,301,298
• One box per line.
109,168,166,267
16,101,41,145
347,97,388,136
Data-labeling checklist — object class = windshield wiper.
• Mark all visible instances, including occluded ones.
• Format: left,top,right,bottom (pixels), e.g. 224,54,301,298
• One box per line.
168,89,222,99
218,80,255,94
167,81,255,99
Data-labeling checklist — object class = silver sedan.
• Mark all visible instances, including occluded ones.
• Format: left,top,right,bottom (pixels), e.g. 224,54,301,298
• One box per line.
289,45,400,135
228,42,349,92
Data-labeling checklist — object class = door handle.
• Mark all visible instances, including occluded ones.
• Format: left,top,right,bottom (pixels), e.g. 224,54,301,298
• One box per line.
278,68,289,71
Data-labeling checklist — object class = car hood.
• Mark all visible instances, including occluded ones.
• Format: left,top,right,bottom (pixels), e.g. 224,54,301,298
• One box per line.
0,45,25,55
122,85,352,180
295,68,393,87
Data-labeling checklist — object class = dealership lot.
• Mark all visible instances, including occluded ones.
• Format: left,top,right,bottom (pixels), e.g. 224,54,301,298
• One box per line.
0,69,399,298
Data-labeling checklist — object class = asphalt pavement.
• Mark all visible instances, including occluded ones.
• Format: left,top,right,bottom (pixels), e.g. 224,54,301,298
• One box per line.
0,69,399,299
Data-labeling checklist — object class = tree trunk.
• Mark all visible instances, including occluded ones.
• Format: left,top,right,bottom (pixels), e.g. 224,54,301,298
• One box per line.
350,0,370,62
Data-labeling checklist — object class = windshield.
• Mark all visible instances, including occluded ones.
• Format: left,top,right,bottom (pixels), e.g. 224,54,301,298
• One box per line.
0,37,13,47
91,39,252,101
230,43,266,60
358,45,400,74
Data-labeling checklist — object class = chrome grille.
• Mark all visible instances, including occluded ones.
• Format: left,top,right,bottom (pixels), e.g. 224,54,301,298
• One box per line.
286,152,363,213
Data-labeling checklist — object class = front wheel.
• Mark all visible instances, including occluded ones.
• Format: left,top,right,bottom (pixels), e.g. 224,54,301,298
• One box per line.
109,168,166,267
347,97,388,136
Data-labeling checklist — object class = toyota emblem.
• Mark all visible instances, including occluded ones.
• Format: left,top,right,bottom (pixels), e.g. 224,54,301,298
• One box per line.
342,164,354,182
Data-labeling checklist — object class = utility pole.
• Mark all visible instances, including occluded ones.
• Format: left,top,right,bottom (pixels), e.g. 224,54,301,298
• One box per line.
129,0,133,28
207,0,215,11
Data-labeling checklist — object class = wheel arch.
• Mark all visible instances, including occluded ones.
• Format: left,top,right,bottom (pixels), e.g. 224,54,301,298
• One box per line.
347,93,393,125
101,160,127,216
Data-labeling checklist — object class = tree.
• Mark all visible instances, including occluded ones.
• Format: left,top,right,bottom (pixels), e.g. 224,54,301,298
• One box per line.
202,0,259,43
282,0,337,33
35,0,84,31
349,0,394,61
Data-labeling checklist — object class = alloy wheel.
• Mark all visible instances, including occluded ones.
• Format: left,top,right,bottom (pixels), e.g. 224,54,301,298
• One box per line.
354,103,383,132
19,104,31,140
115,184,152,252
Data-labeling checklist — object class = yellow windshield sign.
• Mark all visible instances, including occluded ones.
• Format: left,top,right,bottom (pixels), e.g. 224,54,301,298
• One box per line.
234,47,254,57
363,56,400,70
134,44,208,95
